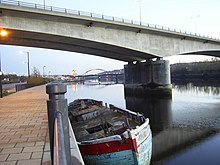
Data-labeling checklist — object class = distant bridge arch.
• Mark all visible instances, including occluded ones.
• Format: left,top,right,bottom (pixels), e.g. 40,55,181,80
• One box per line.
83,69,107,75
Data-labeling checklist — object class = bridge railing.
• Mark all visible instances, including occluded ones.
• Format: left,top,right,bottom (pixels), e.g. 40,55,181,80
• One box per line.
0,0,219,41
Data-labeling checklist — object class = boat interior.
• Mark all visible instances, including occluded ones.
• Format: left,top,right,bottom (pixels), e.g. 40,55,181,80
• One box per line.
68,99,145,142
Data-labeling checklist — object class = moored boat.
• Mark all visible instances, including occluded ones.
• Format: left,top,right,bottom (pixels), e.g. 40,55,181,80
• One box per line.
84,80,100,85
68,99,152,165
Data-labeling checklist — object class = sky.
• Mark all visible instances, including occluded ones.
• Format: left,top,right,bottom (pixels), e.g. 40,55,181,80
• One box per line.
1,0,220,75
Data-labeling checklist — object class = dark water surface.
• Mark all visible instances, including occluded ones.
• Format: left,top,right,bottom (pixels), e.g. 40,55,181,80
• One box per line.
66,83,220,165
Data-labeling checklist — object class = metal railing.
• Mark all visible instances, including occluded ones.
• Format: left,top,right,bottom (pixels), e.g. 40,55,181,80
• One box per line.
0,0,219,41
46,83,71,165
53,112,69,165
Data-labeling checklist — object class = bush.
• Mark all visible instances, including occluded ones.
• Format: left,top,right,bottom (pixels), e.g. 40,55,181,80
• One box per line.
3,90,15,96
27,76,45,86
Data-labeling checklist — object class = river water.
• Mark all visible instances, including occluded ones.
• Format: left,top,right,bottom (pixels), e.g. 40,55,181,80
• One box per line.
66,82,220,165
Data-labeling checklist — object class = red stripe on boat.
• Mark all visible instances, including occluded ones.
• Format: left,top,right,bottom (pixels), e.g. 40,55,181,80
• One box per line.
131,138,138,153
79,138,136,155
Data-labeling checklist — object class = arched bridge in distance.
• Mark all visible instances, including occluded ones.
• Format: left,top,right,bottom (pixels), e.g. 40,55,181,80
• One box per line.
1,0,220,62
73,69,107,79
77,69,108,80
83,69,107,76
75,69,123,83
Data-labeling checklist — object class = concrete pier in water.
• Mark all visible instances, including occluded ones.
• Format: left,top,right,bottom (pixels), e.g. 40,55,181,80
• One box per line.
124,59,172,98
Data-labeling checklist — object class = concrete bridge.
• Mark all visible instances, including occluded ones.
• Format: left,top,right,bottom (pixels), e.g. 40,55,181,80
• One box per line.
1,0,220,96
0,0,220,62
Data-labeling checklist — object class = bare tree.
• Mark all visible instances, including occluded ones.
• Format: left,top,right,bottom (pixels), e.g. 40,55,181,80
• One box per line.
31,67,41,77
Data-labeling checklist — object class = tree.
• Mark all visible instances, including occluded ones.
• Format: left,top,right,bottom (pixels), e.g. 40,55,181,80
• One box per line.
27,67,44,85
31,67,41,77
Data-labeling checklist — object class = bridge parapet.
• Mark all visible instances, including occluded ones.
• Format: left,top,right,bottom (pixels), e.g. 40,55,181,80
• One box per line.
0,0,219,42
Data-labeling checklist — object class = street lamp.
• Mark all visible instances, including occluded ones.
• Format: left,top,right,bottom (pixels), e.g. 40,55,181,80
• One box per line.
43,0,45,8
0,71,2,98
20,51,30,79
0,29,8,37
43,65,46,77
190,15,200,34
137,0,143,24
0,54,3,98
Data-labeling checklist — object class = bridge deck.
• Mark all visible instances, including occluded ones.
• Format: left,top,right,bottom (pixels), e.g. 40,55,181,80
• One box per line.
0,85,50,165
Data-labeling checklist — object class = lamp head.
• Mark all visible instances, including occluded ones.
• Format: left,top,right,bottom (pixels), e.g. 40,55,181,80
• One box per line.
0,29,8,37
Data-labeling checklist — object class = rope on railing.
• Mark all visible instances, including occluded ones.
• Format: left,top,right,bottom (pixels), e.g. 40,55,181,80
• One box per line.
0,0,219,41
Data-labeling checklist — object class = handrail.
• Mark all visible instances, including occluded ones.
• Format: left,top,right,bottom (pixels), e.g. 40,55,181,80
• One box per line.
46,83,71,165
53,112,68,165
0,0,219,41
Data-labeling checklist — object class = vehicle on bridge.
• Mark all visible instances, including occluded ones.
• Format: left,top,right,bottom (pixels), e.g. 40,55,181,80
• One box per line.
68,99,152,165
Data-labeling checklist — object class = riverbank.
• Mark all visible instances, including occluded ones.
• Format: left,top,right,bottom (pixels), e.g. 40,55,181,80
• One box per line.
171,60,220,79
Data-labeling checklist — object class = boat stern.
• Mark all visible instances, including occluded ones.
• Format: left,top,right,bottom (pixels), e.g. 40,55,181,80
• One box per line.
129,119,152,165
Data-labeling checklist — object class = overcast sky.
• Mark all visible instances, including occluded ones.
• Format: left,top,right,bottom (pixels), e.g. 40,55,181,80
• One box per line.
1,0,220,75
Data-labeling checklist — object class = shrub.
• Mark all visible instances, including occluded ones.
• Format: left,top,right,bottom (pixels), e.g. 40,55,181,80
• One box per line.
27,76,45,86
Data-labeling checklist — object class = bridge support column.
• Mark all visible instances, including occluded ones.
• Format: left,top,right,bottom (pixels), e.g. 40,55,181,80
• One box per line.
124,59,172,98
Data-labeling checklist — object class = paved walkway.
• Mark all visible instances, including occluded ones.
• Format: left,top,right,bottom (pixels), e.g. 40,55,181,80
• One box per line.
0,85,50,165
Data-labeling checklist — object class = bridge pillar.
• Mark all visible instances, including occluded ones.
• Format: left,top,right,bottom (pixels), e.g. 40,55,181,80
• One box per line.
124,59,172,98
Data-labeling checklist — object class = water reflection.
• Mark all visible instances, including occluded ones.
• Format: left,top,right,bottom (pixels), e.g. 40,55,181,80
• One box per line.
124,91,218,164
161,133,220,165
66,83,125,107
173,83,220,95
71,83,78,92
125,96,172,135
173,81,220,95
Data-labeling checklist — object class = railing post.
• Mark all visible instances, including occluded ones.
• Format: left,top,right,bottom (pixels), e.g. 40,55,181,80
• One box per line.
46,83,71,165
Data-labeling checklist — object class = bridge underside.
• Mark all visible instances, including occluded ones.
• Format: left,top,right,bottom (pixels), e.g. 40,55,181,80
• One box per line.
1,29,220,64
3,29,220,63
182,50,220,57
0,29,156,62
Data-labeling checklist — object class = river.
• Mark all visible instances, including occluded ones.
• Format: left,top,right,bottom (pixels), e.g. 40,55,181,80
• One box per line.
66,82,220,165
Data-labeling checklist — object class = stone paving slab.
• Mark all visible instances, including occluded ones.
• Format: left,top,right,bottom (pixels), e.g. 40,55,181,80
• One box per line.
0,85,50,165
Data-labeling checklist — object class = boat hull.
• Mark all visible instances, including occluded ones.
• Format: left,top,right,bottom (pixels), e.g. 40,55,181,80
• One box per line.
79,121,152,165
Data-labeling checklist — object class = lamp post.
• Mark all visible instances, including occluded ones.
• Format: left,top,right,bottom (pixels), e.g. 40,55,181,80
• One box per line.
190,15,200,34
0,54,3,98
43,0,45,9
20,51,30,79
0,29,9,98
0,71,2,98
43,65,46,77
137,0,143,24
48,71,51,78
